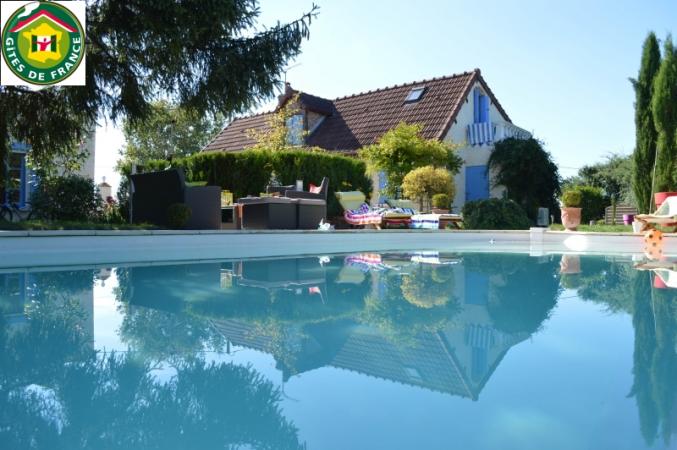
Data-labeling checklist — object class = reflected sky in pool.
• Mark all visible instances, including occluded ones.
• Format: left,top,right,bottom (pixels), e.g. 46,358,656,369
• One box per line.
0,251,675,449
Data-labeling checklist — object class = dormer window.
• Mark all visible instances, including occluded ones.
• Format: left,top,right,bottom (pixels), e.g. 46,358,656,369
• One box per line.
405,86,425,103
286,113,304,146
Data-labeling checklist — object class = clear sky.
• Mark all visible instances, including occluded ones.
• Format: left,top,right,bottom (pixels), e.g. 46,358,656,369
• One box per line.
95,0,676,194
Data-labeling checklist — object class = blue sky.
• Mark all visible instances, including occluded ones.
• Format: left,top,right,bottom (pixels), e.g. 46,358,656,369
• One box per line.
96,0,676,191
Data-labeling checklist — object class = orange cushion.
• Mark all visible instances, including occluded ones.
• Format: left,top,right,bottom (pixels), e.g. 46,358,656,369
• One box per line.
309,183,321,194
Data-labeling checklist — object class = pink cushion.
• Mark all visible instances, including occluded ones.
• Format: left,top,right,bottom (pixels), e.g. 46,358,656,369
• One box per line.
309,183,322,194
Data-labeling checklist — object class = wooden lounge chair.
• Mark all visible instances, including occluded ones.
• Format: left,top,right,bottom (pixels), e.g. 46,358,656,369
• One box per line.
636,197,677,232
335,191,383,229
384,198,463,229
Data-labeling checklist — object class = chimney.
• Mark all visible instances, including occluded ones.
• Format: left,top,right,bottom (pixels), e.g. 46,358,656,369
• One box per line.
277,82,295,108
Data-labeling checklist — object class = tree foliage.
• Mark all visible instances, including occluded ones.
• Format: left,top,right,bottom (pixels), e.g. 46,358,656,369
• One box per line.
120,101,225,164
246,94,308,152
1,1,318,181
652,35,677,193
631,32,662,213
359,123,462,197
487,137,561,220
401,165,454,211
31,175,102,222
564,153,634,206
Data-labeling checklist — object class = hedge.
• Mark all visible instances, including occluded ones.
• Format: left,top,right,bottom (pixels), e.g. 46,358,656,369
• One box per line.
119,149,372,217
570,185,606,223
462,198,532,230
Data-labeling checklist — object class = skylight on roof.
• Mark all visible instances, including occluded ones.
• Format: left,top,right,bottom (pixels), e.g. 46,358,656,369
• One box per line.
405,86,425,102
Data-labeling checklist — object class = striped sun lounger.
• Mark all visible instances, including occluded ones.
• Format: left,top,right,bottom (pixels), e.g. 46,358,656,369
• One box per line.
344,203,385,226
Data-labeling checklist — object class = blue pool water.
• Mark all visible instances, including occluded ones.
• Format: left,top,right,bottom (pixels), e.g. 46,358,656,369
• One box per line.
0,251,675,449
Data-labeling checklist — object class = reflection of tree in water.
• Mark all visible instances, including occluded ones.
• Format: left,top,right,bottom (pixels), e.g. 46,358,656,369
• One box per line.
0,292,304,449
572,258,677,446
118,304,225,362
629,271,677,447
401,264,454,309
360,264,460,345
463,253,561,335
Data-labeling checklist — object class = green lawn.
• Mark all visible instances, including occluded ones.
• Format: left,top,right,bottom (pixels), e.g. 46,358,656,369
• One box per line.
549,224,633,232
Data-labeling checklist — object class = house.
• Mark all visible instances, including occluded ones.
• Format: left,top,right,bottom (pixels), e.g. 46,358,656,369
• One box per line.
204,69,531,211
2,130,96,210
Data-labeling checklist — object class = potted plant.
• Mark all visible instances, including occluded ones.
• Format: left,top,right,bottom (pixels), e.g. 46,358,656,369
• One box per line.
654,192,677,208
560,189,582,231
431,193,450,214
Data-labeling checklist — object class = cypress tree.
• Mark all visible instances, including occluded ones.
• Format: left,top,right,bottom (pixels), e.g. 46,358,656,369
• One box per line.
652,36,677,194
631,33,661,213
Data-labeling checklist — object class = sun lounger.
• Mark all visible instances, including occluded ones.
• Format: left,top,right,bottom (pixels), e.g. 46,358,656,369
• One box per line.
385,198,462,229
336,191,384,228
636,197,677,232
634,260,677,289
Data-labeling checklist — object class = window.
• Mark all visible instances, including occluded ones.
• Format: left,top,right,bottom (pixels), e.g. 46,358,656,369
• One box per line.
3,150,27,207
473,87,490,123
285,114,304,146
405,86,425,103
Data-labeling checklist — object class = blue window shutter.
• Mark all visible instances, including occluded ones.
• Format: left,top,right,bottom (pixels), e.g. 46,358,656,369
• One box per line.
480,95,490,123
19,154,27,207
473,88,480,123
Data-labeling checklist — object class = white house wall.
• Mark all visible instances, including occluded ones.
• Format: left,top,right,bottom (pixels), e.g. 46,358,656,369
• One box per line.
443,81,511,212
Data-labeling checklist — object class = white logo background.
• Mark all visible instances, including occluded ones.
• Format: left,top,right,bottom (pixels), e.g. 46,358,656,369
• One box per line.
0,1,86,87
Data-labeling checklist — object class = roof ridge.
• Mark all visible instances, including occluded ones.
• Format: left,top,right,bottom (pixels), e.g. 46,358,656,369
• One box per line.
229,109,274,122
333,69,479,101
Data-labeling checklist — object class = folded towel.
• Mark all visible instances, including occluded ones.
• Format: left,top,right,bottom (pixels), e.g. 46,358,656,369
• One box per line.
410,214,440,229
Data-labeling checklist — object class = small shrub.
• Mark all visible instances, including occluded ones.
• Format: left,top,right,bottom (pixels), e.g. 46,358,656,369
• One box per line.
574,185,606,223
167,203,191,229
561,189,582,207
402,166,454,211
101,198,125,224
462,198,531,230
432,193,450,209
32,175,101,222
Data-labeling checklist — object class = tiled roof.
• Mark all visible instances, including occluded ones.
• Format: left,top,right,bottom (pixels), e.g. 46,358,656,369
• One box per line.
203,111,271,152
204,69,511,153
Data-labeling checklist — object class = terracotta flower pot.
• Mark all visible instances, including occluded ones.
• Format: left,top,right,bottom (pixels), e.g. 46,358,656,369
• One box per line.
654,192,677,208
560,207,582,231
559,255,581,274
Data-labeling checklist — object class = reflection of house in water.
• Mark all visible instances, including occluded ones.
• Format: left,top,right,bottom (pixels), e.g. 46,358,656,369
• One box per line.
115,254,546,400
210,256,529,400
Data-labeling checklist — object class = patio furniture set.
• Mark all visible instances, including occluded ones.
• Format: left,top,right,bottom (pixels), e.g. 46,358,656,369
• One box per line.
129,169,329,230
129,169,463,230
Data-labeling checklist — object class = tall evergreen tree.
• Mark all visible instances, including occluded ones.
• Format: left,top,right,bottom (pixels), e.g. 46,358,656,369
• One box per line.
652,35,677,194
631,32,661,213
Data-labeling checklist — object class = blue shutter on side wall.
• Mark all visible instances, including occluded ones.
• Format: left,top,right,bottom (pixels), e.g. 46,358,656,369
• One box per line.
19,155,27,207
480,95,490,123
473,88,480,123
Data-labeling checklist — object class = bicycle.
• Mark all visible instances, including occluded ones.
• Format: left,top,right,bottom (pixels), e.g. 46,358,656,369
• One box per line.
0,202,34,222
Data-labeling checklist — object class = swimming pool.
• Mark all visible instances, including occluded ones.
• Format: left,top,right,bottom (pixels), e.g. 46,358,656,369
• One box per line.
0,251,675,449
